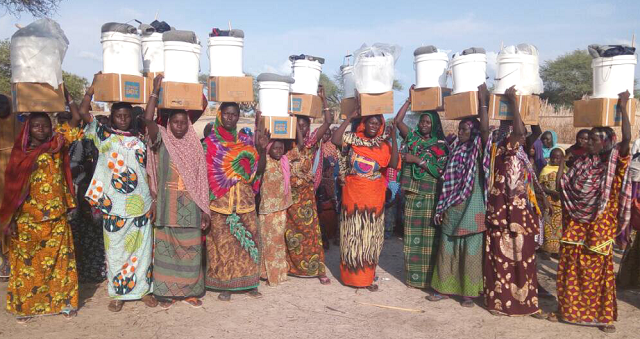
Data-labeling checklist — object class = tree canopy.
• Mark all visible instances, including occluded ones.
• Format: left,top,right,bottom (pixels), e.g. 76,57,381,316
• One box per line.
1,0,61,17
539,50,592,107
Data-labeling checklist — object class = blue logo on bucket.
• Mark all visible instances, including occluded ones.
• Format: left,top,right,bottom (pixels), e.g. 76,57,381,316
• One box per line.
124,81,140,99
291,98,303,112
273,120,289,135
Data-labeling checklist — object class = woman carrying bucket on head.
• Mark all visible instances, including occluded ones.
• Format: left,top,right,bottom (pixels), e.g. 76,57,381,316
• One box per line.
331,96,399,291
285,86,333,285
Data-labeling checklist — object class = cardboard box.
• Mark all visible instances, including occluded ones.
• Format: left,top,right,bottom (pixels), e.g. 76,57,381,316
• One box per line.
290,93,322,118
489,94,540,125
11,82,66,113
208,76,254,103
573,97,637,127
444,91,478,120
259,116,297,139
340,98,357,119
157,81,204,110
360,91,394,116
411,87,451,112
94,73,147,104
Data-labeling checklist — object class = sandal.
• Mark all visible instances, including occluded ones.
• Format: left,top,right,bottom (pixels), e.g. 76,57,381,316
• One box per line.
141,295,158,308
319,276,331,285
218,291,231,302
16,316,33,324
61,308,77,319
108,300,124,313
426,293,449,302
460,298,475,308
182,297,203,308
365,284,379,292
600,325,616,333
248,288,263,299
531,311,548,320
489,310,503,317
547,312,559,323
159,300,177,309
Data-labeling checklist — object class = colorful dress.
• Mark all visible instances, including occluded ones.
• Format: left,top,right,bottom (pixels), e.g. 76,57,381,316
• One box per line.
538,164,562,254
340,118,395,287
401,112,448,289
204,114,261,291
84,117,154,300
0,113,20,279
285,133,327,278
4,122,81,317
259,157,292,286
558,146,631,326
484,137,542,316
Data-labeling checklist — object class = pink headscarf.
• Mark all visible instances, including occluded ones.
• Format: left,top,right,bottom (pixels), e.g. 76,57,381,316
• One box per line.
267,140,291,197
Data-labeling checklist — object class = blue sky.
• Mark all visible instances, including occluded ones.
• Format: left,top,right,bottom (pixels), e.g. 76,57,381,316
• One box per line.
1,0,639,104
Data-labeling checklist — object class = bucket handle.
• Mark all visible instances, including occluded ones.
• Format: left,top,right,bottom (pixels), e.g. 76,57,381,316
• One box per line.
599,58,613,83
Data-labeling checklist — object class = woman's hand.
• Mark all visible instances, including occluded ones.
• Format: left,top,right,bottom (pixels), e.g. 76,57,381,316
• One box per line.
401,153,421,164
408,84,415,103
478,83,490,108
87,72,101,97
256,128,270,153
152,74,163,96
200,212,211,230
618,90,630,108
149,201,157,223
318,85,329,108
504,85,517,105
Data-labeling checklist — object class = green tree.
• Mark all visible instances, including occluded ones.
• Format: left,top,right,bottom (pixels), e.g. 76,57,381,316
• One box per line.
1,0,62,17
540,50,592,107
62,71,88,103
0,39,10,95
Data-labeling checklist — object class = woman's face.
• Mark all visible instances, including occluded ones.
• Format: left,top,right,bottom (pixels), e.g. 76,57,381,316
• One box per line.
111,108,132,131
457,121,472,144
577,131,589,148
322,129,332,142
541,132,553,148
418,114,432,137
268,140,285,160
29,116,52,146
549,149,563,166
528,146,536,158
220,106,240,131
297,118,310,138
364,116,382,138
169,112,189,139
588,130,604,155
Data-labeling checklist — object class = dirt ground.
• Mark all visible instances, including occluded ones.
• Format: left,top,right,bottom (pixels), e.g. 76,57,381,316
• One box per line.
1,236,639,339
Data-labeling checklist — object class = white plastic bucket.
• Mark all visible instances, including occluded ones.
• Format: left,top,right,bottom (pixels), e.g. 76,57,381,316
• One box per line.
258,81,291,116
141,33,164,73
208,36,244,76
101,32,142,76
493,54,540,95
290,59,322,95
355,55,394,93
342,66,356,98
592,55,637,98
451,53,487,94
163,41,201,83
414,52,449,88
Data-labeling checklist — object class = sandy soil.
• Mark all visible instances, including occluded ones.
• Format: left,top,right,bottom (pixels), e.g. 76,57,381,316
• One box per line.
1,236,639,339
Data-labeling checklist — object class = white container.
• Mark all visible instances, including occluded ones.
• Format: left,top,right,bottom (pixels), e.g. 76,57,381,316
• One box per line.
592,55,637,99
493,54,541,95
414,52,449,88
163,41,201,83
451,53,487,94
101,31,142,76
208,36,244,76
259,81,291,117
355,55,394,93
342,66,356,98
141,33,164,73
290,59,322,95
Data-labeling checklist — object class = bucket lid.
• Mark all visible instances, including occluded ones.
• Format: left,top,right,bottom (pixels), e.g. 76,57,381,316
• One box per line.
461,47,486,55
101,22,137,34
289,54,325,64
209,28,244,38
257,73,295,84
163,30,199,44
414,45,438,56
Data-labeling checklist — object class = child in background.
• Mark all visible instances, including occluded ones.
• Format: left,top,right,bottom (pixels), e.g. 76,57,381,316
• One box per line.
259,140,293,286
539,148,565,257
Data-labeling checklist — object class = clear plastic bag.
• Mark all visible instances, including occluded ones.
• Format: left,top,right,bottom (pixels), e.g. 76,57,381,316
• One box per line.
11,18,69,87
495,43,543,95
352,43,401,93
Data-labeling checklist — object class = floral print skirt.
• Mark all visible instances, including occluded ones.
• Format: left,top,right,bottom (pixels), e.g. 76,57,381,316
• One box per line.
259,211,289,286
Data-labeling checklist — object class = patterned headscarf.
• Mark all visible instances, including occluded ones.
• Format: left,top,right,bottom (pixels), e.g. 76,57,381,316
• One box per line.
402,111,449,180
435,118,489,224
204,108,260,200
561,128,632,245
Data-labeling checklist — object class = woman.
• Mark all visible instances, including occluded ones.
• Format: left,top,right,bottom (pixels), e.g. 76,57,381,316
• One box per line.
538,148,564,256
394,88,449,291
541,130,558,160
285,94,333,284
144,75,211,308
204,102,268,301
0,90,82,321
331,104,399,290
556,91,632,333
482,85,545,317
564,129,590,168
317,128,340,247
528,139,546,176
79,76,157,312
618,131,640,290
431,115,489,307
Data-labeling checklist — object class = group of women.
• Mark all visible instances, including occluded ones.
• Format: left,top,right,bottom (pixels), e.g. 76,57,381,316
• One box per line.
0,71,639,333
